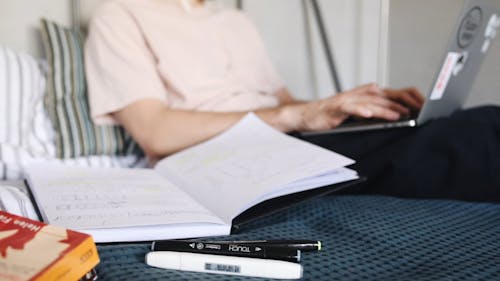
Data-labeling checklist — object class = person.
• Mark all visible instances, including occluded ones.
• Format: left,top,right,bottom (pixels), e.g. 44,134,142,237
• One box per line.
85,0,500,202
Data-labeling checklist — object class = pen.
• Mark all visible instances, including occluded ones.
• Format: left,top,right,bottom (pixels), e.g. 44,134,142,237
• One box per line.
151,240,301,262
221,239,322,252
146,251,303,279
153,239,322,252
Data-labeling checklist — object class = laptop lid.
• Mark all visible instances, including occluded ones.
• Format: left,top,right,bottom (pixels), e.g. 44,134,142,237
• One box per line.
300,0,499,137
418,0,499,124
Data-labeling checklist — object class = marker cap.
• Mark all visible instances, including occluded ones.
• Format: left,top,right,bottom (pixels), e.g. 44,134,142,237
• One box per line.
146,251,303,279
146,251,181,269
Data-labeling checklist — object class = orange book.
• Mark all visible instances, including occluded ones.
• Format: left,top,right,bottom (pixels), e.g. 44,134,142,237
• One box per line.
0,211,100,281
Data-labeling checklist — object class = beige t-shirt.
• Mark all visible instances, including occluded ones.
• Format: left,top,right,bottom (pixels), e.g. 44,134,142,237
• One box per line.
85,0,284,125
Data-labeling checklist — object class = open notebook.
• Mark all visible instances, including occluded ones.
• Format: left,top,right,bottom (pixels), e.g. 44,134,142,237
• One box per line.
25,114,359,243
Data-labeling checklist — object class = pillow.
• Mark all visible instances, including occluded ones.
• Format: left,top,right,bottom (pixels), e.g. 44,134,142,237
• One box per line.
0,46,50,151
0,143,34,180
40,19,140,159
0,46,45,149
0,46,145,181
0,142,147,181
0,45,55,181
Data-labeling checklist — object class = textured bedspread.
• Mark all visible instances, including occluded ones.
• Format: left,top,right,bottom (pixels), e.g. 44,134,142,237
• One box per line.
96,195,500,281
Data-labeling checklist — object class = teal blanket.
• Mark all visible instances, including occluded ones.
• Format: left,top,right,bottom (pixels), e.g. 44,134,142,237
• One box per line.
96,196,500,280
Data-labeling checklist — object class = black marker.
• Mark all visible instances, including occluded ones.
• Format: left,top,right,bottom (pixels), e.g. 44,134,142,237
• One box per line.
151,240,301,262
222,240,323,252
155,239,322,252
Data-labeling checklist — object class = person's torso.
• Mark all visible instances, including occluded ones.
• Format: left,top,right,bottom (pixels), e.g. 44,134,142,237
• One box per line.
118,0,282,111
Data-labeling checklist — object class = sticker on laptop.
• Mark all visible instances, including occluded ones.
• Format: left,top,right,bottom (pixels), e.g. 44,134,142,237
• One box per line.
452,51,468,76
457,7,483,49
430,52,461,101
482,13,500,53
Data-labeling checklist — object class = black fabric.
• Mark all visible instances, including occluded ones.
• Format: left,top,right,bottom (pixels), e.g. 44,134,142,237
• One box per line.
301,106,500,203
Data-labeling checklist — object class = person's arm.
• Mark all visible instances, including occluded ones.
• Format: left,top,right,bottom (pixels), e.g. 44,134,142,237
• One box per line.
113,100,288,160
114,83,424,160
275,88,299,105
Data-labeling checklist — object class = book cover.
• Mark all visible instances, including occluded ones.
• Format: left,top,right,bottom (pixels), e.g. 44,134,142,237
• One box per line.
0,211,100,281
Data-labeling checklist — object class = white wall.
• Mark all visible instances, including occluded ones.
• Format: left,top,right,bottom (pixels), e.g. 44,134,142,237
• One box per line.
0,0,72,58
244,0,383,100
243,0,315,100
389,0,500,107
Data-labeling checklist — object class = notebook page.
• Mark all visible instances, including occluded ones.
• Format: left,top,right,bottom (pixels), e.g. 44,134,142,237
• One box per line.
241,167,358,215
26,164,226,231
155,113,356,224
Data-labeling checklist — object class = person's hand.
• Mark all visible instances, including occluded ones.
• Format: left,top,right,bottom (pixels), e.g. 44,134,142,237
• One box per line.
283,83,425,132
382,86,425,114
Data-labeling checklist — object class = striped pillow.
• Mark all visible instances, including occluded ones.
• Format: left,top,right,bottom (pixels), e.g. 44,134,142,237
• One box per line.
0,45,54,180
0,141,147,180
0,142,147,181
0,46,54,155
0,46,146,181
40,19,140,159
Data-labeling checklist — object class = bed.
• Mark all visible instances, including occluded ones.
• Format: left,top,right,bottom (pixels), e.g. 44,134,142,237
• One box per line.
1,1,499,280
95,195,500,280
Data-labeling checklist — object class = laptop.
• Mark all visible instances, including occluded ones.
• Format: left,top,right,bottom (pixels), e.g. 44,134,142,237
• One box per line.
302,0,499,136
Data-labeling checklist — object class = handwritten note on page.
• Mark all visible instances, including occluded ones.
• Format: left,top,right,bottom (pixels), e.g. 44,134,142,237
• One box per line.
25,164,228,242
155,113,357,223
25,113,357,242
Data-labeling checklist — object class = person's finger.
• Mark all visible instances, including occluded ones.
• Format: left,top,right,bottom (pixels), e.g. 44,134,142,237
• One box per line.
360,95,410,115
363,104,401,120
394,91,422,110
340,101,401,121
383,88,421,111
348,83,383,97
335,84,418,119
364,83,385,96
405,87,425,105
339,102,374,118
